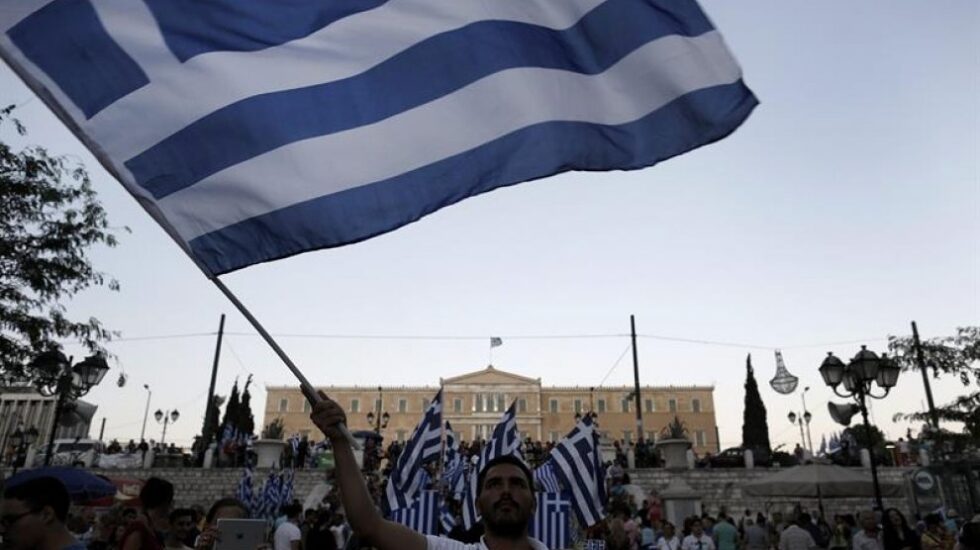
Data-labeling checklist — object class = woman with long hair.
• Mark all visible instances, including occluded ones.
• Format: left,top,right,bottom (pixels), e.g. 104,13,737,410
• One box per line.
884,508,922,550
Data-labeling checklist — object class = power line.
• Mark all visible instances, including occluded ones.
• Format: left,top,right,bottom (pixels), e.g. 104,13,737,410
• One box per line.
596,344,633,388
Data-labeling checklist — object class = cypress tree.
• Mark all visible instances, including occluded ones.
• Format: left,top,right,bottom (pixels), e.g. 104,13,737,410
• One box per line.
741,354,772,452
238,375,255,437
220,378,240,433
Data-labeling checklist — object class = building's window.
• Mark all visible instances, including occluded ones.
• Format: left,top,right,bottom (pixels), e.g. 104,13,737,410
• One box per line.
496,394,505,412
646,431,657,442
422,398,430,411
574,399,582,413
692,398,701,413
302,401,311,413
696,430,706,447
398,399,407,413
645,399,655,413
453,398,462,413
351,399,360,413
623,431,632,444
518,399,527,413
475,395,484,412
621,398,631,412
549,399,558,413
397,430,407,442
597,399,606,413
600,431,610,440
279,398,288,412
668,399,677,412
549,431,559,442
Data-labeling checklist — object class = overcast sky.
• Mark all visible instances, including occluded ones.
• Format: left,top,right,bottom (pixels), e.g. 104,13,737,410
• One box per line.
1,0,977,452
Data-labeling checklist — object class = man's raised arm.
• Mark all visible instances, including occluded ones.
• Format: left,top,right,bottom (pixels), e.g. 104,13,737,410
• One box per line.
309,392,427,550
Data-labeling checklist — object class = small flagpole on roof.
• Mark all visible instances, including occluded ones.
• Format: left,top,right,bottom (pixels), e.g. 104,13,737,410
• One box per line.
210,276,361,449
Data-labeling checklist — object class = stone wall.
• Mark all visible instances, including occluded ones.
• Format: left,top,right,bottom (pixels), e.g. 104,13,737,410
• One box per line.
2,466,915,518
630,467,914,518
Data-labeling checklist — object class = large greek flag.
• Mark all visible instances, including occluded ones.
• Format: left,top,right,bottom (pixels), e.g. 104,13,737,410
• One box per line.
384,389,442,512
550,415,606,527
0,0,755,276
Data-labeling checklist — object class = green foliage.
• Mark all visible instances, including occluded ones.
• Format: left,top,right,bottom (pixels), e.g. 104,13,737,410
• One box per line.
220,378,240,430
262,417,285,440
660,415,689,439
238,375,255,437
741,354,772,451
888,326,980,439
0,105,125,376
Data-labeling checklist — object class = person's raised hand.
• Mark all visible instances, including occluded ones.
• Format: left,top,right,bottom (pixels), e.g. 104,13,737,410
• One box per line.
310,390,348,442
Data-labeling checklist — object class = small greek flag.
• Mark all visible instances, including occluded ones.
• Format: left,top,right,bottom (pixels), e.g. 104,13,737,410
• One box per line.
461,402,524,529
490,337,503,348
534,460,563,494
529,492,571,550
390,490,440,535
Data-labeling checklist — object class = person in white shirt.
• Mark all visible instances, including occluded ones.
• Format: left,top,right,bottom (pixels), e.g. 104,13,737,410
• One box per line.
310,393,547,550
274,503,303,550
852,511,883,550
682,519,717,550
658,522,681,550
779,517,817,550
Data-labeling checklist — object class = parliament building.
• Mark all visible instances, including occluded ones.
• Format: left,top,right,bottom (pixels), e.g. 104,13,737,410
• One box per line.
264,365,719,454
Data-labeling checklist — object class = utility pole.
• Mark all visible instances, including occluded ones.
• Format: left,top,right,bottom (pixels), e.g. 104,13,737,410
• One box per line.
911,321,940,430
200,314,226,463
98,417,106,441
630,315,643,442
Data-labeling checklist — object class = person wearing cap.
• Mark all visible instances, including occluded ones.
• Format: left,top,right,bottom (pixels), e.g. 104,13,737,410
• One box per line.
309,392,545,550
0,476,86,550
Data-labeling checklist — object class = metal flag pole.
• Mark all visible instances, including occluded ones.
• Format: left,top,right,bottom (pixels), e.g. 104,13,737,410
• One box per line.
210,277,360,449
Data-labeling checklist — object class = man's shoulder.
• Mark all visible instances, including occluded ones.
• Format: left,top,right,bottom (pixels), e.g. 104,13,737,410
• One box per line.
424,535,548,550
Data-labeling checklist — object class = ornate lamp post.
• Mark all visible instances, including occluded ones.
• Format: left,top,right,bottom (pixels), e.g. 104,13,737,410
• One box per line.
30,350,109,466
9,427,39,474
366,386,389,433
154,409,180,445
819,346,901,511
787,386,814,455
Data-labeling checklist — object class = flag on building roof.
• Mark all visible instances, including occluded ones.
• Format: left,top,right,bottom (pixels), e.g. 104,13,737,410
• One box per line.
529,492,572,550
0,0,755,276
390,490,441,535
550,414,606,527
384,390,443,512
490,337,503,348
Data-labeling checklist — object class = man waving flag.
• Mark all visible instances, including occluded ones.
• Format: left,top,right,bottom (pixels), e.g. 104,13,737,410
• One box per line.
0,0,756,277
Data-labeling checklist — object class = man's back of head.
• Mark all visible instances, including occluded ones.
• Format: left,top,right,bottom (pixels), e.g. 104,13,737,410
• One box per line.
1,476,77,549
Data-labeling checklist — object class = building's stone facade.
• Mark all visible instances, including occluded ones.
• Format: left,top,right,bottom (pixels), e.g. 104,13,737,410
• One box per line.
264,365,719,454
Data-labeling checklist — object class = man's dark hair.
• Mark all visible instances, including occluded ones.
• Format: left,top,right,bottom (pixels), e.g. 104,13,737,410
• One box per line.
140,477,174,511
205,498,249,524
798,513,812,526
924,513,943,527
476,454,534,497
282,502,303,519
169,507,195,524
3,476,71,522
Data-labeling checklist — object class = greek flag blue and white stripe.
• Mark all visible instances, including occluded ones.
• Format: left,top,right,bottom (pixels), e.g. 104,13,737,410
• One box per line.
0,0,755,276
384,390,442,512
389,490,440,535
528,492,572,550
236,466,254,514
534,460,563,494
550,415,607,527
439,499,457,535
442,422,465,497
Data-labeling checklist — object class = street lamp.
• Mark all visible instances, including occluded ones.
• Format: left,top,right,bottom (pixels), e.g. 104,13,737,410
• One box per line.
366,386,389,433
819,346,901,511
787,386,814,455
140,384,152,442
154,409,180,445
30,350,109,466
9,427,39,474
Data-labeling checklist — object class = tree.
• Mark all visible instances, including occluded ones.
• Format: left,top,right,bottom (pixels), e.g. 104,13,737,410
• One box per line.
238,374,255,437
888,326,980,440
219,378,240,433
0,105,124,376
742,354,772,451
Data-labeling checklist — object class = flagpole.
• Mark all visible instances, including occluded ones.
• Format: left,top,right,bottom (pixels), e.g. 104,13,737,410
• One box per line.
210,276,360,449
